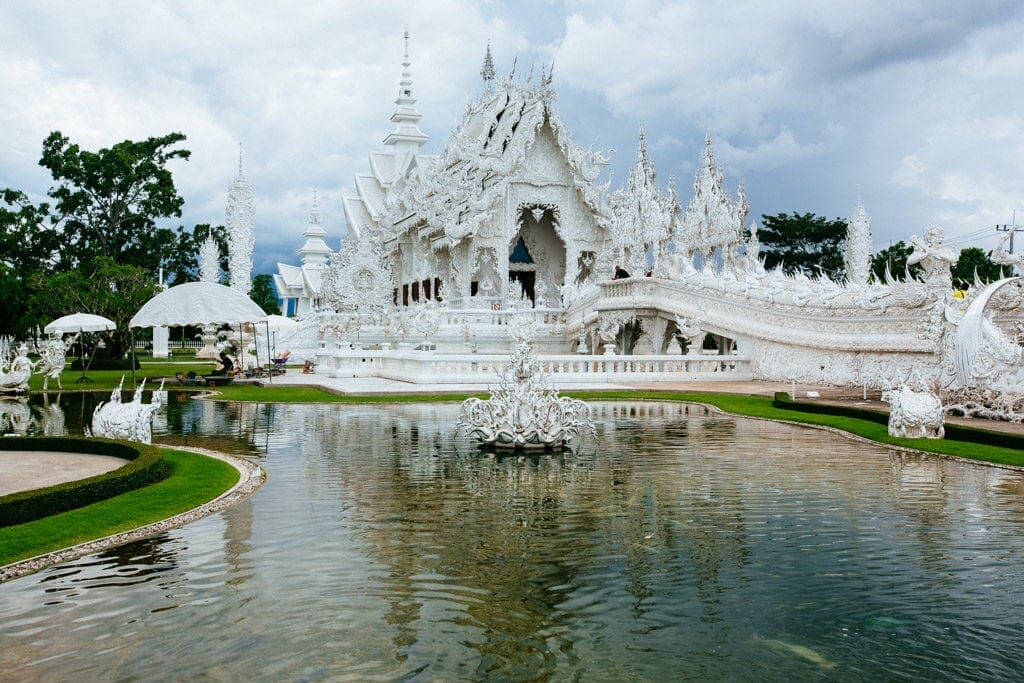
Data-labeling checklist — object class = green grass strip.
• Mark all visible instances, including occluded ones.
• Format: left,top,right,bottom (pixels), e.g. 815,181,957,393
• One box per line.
0,450,239,567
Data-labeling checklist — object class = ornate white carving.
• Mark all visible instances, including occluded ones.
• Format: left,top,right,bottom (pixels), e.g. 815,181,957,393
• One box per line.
845,201,872,284
457,340,594,450
321,232,394,314
608,127,674,277
0,343,33,394
227,153,255,295
881,378,945,439
89,377,165,445
674,135,745,261
199,235,220,284
36,333,76,391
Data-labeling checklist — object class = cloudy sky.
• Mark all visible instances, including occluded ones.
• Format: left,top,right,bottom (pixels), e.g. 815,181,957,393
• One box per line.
2,0,1022,276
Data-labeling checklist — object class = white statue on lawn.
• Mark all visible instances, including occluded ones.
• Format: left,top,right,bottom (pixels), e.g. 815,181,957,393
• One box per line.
881,377,945,439
36,333,77,391
0,343,34,394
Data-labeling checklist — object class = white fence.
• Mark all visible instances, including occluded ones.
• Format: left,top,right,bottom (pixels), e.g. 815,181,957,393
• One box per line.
316,348,751,385
134,340,203,350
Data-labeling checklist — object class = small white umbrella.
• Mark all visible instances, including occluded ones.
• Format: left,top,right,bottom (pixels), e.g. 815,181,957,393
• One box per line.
265,314,298,331
264,315,298,357
44,313,116,335
44,313,116,383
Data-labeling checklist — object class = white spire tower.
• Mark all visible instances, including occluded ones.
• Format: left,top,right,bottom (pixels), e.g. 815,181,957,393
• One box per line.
199,235,220,283
481,42,496,87
227,144,255,295
845,200,872,284
299,190,331,267
383,30,429,173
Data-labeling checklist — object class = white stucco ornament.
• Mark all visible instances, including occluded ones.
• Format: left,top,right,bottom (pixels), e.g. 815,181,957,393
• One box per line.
881,379,945,439
36,333,76,391
89,377,165,445
0,343,33,394
458,340,594,450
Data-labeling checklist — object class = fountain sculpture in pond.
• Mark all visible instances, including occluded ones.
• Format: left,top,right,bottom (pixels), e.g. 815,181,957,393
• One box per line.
458,340,595,450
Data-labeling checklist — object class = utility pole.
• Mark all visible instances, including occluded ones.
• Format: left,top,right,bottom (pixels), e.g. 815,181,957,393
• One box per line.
996,209,1023,254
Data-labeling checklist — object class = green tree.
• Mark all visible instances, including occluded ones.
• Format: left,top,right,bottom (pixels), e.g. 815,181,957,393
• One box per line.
871,241,923,282
0,264,27,337
38,131,191,272
250,274,282,315
951,246,1012,286
758,212,847,278
0,131,213,337
27,257,160,358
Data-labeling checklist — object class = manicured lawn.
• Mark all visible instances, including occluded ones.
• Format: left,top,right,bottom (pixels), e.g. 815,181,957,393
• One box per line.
0,450,239,567
28,362,214,393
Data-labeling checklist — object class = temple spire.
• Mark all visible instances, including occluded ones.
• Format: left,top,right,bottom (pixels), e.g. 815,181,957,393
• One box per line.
481,42,495,85
299,189,331,267
383,30,428,171
226,145,255,295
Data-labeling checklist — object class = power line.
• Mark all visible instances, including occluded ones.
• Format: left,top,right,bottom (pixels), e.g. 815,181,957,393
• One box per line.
996,210,1023,255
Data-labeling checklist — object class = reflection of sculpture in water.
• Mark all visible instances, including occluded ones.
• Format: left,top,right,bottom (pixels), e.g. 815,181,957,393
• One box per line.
89,377,166,445
0,397,32,435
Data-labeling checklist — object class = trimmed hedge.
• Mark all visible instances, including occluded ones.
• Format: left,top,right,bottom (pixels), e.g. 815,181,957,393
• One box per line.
0,437,169,528
772,393,1024,452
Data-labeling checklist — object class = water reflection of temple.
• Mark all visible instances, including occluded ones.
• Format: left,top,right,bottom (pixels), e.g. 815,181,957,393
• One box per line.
280,401,761,669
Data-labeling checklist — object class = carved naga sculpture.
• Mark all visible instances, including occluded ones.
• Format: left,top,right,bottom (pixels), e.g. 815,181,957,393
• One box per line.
89,377,165,445
881,377,945,439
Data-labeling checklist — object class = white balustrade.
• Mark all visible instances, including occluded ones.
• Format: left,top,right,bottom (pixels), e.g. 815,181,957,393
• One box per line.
319,347,750,384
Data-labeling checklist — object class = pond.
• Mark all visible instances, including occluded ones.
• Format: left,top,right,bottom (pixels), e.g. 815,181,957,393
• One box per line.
2,395,1024,680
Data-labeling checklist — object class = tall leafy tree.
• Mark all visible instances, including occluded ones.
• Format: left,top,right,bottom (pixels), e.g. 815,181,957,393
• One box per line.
871,241,923,282
250,274,282,315
38,130,191,272
951,246,1012,286
0,131,212,338
758,212,847,278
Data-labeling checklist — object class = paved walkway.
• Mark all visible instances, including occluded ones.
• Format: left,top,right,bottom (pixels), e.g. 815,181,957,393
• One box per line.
0,451,126,496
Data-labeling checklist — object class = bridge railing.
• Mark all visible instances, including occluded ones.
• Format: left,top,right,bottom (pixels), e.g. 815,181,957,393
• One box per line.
316,348,751,384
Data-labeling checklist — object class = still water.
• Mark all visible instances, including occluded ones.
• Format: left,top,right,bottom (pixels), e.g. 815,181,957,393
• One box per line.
2,396,1024,680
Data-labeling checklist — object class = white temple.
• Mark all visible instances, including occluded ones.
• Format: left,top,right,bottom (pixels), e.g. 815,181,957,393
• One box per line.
268,37,1022,399
274,192,331,316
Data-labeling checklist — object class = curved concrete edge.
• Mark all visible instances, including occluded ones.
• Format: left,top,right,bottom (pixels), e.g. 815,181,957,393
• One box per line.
0,445,265,585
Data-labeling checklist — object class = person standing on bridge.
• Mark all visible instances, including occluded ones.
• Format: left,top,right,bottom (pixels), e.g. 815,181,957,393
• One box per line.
613,265,630,280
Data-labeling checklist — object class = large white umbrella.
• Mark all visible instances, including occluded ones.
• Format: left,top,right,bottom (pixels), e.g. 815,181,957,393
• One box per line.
44,313,116,383
129,282,272,382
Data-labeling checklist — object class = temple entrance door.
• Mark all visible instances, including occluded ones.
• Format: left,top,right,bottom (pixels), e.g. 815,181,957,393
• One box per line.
508,270,536,305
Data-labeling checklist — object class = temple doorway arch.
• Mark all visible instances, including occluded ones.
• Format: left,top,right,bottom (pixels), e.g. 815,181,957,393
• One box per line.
510,203,566,307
